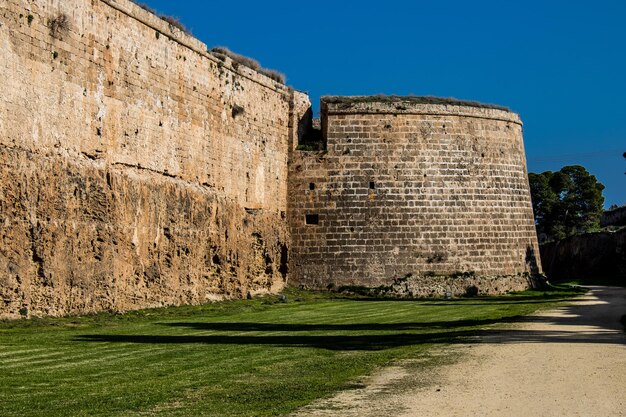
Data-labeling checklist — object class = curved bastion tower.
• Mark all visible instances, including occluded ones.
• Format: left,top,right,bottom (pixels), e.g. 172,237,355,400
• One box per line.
288,96,542,296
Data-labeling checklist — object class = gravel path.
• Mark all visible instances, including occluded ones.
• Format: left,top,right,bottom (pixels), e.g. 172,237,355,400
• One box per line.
294,286,626,417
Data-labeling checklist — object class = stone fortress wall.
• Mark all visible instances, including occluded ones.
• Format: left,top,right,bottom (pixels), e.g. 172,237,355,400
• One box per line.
288,97,541,294
0,0,309,318
0,0,541,318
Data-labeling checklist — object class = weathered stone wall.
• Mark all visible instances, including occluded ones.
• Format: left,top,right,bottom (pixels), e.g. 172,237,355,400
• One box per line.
0,0,544,316
601,206,626,228
0,0,309,318
289,97,541,292
541,229,626,284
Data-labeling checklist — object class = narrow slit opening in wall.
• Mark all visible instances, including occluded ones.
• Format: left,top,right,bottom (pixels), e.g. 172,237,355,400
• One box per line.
305,214,319,225
369,181,376,190
309,183,316,190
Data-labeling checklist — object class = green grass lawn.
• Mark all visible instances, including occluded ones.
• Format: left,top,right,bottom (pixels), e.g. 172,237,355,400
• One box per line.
0,286,584,417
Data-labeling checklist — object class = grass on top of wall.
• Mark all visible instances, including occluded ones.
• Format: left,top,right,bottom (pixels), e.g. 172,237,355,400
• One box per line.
126,2,286,83
321,95,510,111
211,47,286,84
0,285,584,417
129,1,191,34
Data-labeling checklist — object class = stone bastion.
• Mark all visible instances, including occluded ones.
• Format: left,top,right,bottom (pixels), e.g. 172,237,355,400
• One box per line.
0,0,541,318
288,96,541,296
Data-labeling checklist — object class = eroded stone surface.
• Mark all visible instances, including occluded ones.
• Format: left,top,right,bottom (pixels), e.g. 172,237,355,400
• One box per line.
0,147,292,318
0,0,308,318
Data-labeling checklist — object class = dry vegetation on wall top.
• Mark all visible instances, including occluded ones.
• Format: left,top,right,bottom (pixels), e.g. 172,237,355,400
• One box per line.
322,95,510,111
130,1,190,34
129,1,285,83
211,47,286,84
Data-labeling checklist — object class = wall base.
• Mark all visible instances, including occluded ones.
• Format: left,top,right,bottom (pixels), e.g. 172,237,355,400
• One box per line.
329,273,544,298
0,147,289,319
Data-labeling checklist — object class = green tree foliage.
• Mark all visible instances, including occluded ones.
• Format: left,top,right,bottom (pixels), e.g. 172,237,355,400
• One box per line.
528,165,605,241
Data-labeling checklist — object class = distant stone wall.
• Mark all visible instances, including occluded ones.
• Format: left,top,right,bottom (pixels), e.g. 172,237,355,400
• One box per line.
0,0,309,318
601,206,626,228
289,97,541,290
540,229,626,283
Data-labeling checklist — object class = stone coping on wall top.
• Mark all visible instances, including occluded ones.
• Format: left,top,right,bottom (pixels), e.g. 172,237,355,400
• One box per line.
99,0,294,95
321,96,522,125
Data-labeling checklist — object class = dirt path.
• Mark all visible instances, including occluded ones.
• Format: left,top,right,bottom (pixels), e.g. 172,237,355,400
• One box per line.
293,286,626,417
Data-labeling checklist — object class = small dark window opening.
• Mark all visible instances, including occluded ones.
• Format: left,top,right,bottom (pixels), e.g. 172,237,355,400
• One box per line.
305,214,319,225
232,104,244,118
309,183,316,190
369,181,376,190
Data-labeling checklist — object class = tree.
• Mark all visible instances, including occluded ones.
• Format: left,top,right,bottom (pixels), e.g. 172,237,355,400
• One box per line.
528,165,605,241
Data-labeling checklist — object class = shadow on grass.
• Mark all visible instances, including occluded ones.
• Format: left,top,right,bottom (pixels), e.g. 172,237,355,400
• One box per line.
158,318,519,332
76,287,625,351
77,331,473,351
76,326,624,351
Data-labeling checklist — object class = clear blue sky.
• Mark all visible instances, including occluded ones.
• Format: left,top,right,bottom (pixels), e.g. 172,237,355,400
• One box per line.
141,0,625,208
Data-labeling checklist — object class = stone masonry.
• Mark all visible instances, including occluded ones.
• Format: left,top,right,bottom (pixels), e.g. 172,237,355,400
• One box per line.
0,0,541,318
0,0,309,318
288,97,541,292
